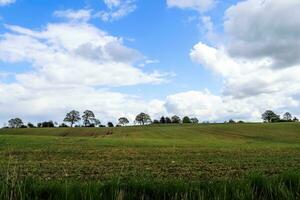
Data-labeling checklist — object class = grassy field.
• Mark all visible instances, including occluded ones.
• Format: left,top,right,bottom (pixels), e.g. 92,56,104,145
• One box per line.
0,123,299,199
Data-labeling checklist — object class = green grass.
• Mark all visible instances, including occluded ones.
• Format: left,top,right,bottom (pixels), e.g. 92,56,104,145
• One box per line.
0,123,299,199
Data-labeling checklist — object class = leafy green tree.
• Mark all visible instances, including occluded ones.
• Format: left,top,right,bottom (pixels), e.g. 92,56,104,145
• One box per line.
64,110,81,127
135,113,151,125
8,118,23,128
190,117,199,124
182,116,191,123
118,117,129,126
93,118,101,127
261,110,280,123
160,116,166,124
228,119,236,123
152,120,160,124
171,115,181,123
27,122,35,128
107,122,114,127
82,110,95,127
283,112,292,121
165,117,172,123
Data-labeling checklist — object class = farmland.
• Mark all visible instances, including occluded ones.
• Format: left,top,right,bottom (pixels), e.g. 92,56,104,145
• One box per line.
0,123,299,199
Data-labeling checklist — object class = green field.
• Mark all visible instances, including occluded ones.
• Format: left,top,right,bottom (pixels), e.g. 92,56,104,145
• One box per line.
0,123,300,199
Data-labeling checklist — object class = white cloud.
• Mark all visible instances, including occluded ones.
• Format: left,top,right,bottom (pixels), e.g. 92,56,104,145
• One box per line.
97,0,136,22
0,0,15,6
190,42,300,98
0,84,166,125
167,0,215,12
0,17,169,125
0,22,165,87
224,0,300,69
54,9,92,22
180,0,300,121
164,89,299,122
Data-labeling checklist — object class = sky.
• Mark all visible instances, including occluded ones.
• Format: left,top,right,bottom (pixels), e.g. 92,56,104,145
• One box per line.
0,0,299,125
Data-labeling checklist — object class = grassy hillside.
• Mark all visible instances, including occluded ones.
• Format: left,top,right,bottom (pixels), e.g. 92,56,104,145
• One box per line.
0,123,299,199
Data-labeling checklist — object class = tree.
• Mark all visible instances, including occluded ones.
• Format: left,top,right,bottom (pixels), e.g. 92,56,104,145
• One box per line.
165,117,172,123
160,116,166,124
107,122,114,127
64,110,81,127
153,120,159,124
261,110,280,123
293,117,299,122
93,118,101,127
228,119,236,123
171,115,181,123
190,117,199,124
135,112,151,125
27,122,35,128
40,121,55,128
82,110,95,127
283,112,292,121
118,117,129,126
8,118,23,128
183,116,191,123
59,123,69,127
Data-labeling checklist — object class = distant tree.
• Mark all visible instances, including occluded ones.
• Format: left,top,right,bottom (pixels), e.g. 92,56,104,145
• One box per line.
82,110,95,127
171,115,181,123
237,120,245,123
64,110,81,127
27,122,35,128
283,112,292,121
293,117,299,122
228,119,236,123
59,123,69,128
40,121,55,128
135,113,151,125
118,117,129,126
153,120,160,124
93,118,101,127
160,116,166,124
20,125,27,128
8,118,23,128
165,117,172,124
190,117,199,124
182,116,191,123
262,110,280,123
107,122,114,127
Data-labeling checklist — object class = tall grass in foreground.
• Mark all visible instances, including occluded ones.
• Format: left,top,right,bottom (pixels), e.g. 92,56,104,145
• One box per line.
0,172,299,200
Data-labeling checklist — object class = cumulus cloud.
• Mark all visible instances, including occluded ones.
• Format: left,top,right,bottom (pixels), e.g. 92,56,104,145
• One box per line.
184,0,300,121
0,84,167,125
224,0,300,69
190,42,300,99
167,0,215,12
0,17,169,125
0,0,15,6
168,90,299,122
0,22,164,87
97,0,136,22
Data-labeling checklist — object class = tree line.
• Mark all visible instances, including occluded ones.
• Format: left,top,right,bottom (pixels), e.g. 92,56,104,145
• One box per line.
4,110,299,129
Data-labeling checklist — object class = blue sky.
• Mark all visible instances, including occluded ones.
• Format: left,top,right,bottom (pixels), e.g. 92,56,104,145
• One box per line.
0,0,299,125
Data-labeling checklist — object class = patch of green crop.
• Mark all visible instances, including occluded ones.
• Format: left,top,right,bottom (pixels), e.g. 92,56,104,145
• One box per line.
0,123,299,199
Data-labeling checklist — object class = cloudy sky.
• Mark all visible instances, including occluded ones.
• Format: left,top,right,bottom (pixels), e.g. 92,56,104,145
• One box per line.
0,0,299,125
